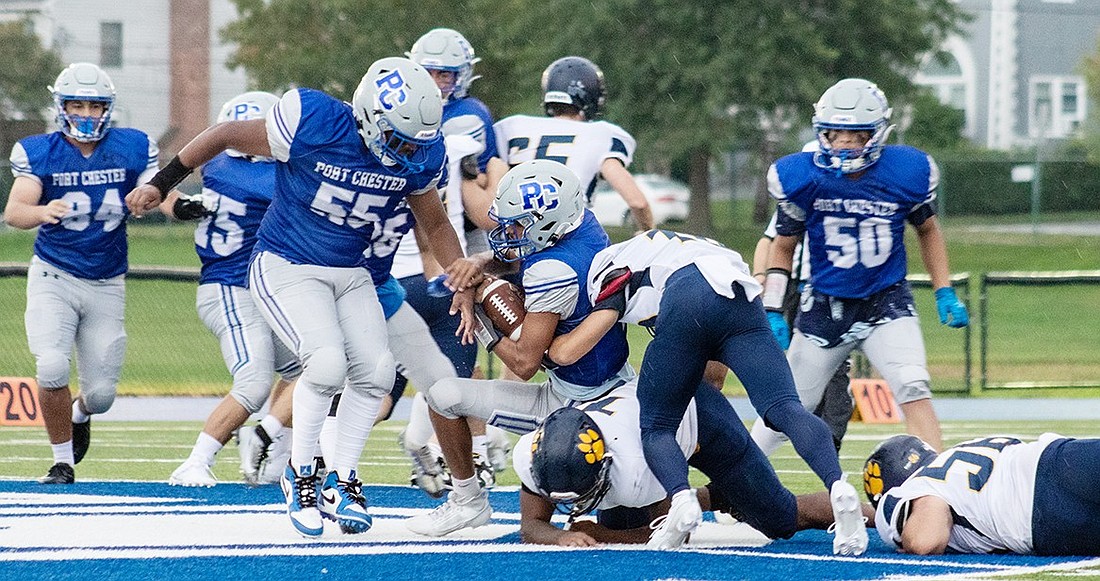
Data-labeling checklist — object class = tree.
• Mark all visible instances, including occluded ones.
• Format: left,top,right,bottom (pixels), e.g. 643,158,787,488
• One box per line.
0,18,64,154
1077,36,1100,164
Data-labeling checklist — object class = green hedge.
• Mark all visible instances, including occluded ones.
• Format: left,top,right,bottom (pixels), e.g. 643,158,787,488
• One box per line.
939,160,1100,215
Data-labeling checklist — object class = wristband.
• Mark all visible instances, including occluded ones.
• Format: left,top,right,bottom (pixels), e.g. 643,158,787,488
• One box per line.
761,268,790,310
147,156,194,200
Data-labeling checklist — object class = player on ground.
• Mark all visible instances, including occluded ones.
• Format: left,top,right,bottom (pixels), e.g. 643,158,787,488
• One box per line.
405,159,633,537
546,230,866,554
161,91,302,487
4,63,160,484
865,433,1100,556
514,382,870,547
751,78,967,453
493,56,653,230
126,57,482,538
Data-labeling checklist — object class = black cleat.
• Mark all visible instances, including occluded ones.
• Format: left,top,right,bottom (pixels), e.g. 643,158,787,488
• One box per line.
73,420,91,464
39,463,75,484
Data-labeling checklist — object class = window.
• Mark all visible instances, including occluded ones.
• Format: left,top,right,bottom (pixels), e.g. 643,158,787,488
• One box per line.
1029,76,1087,138
100,22,122,68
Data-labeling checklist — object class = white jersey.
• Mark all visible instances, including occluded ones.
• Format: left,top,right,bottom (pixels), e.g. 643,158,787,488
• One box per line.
512,381,697,510
493,115,635,198
390,133,477,278
875,434,1060,554
587,230,762,325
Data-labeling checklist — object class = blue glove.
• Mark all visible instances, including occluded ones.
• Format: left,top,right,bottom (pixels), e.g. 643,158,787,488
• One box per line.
934,287,969,328
766,310,791,350
426,275,454,298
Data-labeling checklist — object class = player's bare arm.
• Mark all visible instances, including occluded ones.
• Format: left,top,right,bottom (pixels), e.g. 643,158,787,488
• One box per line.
126,119,270,216
913,215,953,291
898,495,952,555
492,310,560,380
519,488,599,547
547,309,619,366
460,157,507,231
601,158,654,231
3,177,68,229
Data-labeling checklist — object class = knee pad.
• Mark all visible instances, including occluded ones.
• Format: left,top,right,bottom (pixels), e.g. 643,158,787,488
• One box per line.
80,386,116,415
229,386,270,414
301,345,347,397
761,400,805,433
424,378,464,419
36,351,71,389
371,350,396,397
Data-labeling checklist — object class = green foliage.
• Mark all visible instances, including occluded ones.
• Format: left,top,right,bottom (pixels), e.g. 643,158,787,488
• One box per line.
0,19,64,122
903,91,966,150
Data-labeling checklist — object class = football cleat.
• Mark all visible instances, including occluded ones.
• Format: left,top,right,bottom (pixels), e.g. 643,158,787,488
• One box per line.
829,479,869,556
168,459,217,487
405,489,492,537
256,429,292,485
486,427,512,474
237,425,274,485
38,462,75,485
474,458,496,489
72,420,91,464
280,460,323,538
402,434,446,499
319,469,373,534
647,489,702,550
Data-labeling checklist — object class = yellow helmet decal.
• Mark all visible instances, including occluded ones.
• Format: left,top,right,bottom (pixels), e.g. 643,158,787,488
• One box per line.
577,429,605,464
864,460,883,498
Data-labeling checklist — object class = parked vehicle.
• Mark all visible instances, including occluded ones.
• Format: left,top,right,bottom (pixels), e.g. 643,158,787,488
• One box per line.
589,174,690,228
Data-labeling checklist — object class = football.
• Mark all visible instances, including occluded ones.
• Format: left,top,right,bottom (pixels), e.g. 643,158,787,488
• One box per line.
478,278,526,340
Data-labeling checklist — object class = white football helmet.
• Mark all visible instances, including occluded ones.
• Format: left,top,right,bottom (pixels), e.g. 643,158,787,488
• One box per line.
489,159,584,262
218,91,280,160
812,78,895,174
407,28,480,100
50,62,115,142
351,57,443,176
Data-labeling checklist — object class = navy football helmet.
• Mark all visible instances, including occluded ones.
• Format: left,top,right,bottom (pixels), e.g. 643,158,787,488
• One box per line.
541,56,606,120
863,435,938,508
530,407,613,520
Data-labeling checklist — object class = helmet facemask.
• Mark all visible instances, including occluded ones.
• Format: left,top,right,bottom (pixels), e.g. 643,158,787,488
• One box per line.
546,456,613,521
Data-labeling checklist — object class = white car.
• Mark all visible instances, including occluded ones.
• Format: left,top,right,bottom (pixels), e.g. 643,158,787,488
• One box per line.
589,174,690,228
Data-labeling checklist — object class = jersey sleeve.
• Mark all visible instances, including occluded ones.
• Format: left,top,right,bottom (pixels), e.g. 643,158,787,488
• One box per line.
137,136,160,185
511,432,540,493
601,122,636,167
906,153,939,226
767,156,810,237
443,98,498,173
266,89,304,162
523,259,580,317
8,142,39,183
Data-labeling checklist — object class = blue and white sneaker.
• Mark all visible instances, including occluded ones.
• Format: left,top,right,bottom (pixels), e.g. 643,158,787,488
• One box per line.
280,460,323,538
320,469,373,534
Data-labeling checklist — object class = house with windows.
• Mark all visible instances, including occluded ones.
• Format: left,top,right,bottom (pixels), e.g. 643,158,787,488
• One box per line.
916,0,1100,149
0,0,247,155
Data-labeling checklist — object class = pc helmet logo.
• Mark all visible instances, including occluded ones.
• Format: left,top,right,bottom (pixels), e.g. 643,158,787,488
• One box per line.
519,180,560,212
375,70,409,110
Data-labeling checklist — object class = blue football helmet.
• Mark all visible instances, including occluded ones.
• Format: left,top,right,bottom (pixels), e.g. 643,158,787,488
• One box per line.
488,159,584,262
51,63,116,143
351,57,443,176
541,56,606,120
863,434,938,508
812,78,894,174
407,28,480,100
530,407,613,520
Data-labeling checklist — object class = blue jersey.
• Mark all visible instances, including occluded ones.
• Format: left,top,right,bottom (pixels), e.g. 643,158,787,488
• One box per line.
195,153,274,286
256,88,446,268
768,146,938,299
442,96,498,173
523,210,629,390
10,128,157,279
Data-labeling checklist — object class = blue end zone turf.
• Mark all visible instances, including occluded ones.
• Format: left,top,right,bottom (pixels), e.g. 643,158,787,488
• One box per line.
0,480,1092,580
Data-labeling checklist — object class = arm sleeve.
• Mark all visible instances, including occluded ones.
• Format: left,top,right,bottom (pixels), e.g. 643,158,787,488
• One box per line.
265,89,303,162
523,259,580,317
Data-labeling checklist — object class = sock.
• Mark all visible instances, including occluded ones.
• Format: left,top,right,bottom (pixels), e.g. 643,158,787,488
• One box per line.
260,415,284,438
332,388,383,477
52,442,75,466
471,435,489,462
749,418,787,456
318,415,338,467
290,384,334,471
452,474,480,500
190,432,223,466
71,400,89,424
403,392,435,451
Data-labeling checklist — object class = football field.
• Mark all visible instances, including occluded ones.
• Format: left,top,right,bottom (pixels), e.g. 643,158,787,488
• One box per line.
3,419,1099,580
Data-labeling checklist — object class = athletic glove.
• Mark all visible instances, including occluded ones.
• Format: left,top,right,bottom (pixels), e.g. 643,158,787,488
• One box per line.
766,310,791,350
172,194,215,221
934,286,969,328
593,266,632,317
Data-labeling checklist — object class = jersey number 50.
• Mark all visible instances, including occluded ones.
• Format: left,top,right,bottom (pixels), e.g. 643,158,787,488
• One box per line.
823,216,892,269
